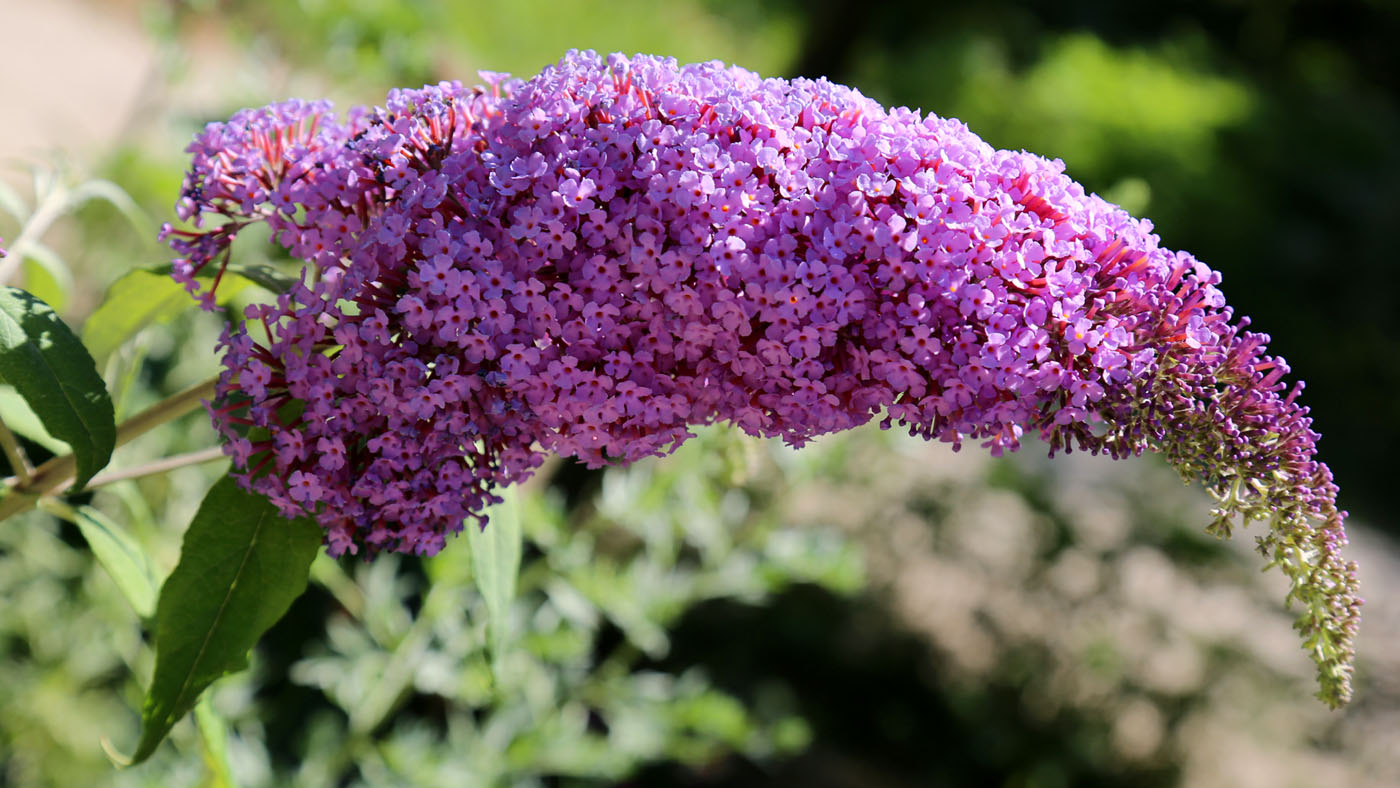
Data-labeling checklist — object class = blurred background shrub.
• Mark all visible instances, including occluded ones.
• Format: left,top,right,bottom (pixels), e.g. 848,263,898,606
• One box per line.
0,0,1397,785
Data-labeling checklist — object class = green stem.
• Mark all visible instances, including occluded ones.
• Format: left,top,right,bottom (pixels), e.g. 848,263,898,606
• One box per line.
0,375,219,520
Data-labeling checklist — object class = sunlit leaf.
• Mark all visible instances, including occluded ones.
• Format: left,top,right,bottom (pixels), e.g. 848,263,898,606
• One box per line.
21,241,73,313
81,266,254,365
0,287,114,491
0,384,69,455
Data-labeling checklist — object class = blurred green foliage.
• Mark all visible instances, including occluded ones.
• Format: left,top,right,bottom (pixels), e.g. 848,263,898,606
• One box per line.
180,0,798,104
0,422,858,785
855,32,1254,204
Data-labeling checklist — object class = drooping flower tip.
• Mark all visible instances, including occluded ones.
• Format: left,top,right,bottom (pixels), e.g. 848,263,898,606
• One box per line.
171,50,1357,705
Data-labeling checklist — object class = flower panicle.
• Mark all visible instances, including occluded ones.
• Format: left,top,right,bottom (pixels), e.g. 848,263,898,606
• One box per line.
165,99,358,307
168,50,1359,705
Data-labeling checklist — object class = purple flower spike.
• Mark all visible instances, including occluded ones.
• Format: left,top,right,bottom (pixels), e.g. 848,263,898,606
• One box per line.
169,51,1359,707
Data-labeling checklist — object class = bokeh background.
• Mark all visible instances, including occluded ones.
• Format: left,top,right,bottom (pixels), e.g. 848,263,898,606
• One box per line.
2,0,1399,785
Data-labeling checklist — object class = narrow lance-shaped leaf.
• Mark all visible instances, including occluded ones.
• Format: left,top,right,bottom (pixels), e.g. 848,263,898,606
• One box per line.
74,504,159,619
128,475,322,764
41,499,158,618
0,287,114,490
467,487,522,667
193,694,237,788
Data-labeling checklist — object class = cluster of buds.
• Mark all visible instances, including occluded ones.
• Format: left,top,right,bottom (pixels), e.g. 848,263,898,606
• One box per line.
165,51,1358,706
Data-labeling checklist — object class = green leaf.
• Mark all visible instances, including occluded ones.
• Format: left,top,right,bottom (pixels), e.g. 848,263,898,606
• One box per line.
467,487,522,666
21,241,73,312
43,500,158,618
129,475,322,764
81,266,251,365
0,384,70,454
0,287,115,490
194,694,238,788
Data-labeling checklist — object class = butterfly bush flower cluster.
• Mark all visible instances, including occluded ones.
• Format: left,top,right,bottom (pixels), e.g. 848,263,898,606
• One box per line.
164,51,1359,706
